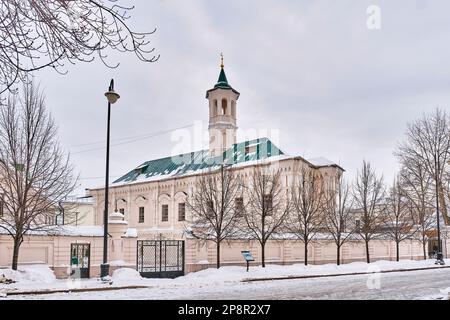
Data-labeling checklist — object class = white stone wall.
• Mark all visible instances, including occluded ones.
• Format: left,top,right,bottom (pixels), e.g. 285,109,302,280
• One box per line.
2,231,449,278
89,157,342,233
0,233,137,278
184,238,448,273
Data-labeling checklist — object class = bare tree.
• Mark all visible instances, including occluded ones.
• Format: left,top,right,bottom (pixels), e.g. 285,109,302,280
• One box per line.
395,108,450,259
0,0,159,93
0,83,77,270
398,159,435,259
382,176,415,261
323,176,354,265
243,167,289,268
353,160,386,263
288,166,325,266
186,165,242,269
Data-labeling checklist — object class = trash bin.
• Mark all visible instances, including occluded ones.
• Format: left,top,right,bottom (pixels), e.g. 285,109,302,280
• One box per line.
435,253,445,265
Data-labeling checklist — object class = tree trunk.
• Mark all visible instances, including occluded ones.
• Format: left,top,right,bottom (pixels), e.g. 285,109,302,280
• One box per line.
336,244,341,265
396,241,400,262
304,242,308,266
12,237,21,271
365,240,370,263
216,241,221,269
261,242,266,268
422,240,427,260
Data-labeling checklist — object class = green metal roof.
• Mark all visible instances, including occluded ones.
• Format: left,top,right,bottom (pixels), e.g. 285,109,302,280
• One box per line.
206,67,240,99
215,68,231,89
113,138,285,185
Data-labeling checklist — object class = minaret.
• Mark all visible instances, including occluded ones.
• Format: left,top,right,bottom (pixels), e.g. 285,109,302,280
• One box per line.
206,54,240,157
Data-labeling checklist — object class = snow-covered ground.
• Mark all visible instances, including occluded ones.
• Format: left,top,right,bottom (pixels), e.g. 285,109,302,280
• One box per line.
4,267,450,300
1,259,450,299
420,287,450,300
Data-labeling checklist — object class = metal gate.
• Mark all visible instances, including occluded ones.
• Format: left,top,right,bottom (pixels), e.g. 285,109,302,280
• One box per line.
137,240,185,278
70,243,90,278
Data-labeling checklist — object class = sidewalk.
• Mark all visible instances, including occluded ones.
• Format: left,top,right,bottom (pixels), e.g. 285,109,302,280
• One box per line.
243,264,450,282
2,259,449,297
3,284,149,297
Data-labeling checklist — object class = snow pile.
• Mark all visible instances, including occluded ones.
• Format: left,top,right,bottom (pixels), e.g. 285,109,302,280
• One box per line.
172,259,450,285
111,268,142,283
180,266,244,283
0,265,56,285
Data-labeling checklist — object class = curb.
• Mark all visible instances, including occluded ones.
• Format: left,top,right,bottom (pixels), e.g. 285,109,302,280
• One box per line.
3,285,150,296
242,265,450,283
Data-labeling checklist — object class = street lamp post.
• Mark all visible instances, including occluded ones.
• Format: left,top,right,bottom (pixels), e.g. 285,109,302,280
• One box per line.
100,79,120,278
442,159,450,262
434,155,447,265
435,169,443,264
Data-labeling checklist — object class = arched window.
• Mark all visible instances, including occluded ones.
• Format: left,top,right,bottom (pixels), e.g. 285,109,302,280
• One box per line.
231,100,236,117
222,131,227,149
221,98,227,115
161,204,169,222
213,99,218,116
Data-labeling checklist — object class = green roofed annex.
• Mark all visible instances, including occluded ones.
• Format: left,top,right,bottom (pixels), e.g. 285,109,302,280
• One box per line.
113,138,285,185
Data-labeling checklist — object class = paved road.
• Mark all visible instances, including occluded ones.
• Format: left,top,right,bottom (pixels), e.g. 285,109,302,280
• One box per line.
9,268,450,300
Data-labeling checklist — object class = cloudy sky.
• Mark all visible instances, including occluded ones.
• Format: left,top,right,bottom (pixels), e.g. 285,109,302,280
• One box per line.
35,0,450,195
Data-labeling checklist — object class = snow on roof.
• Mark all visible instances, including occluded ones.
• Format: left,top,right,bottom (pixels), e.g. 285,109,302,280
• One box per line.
0,225,104,237
51,225,104,236
307,157,338,167
86,137,343,190
123,228,138,238
108,138,286,187
102,139,344,189
139,227,183,233
0,224,137,237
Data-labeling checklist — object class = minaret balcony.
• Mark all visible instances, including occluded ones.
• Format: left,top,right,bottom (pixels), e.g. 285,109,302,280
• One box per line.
209,115,236,125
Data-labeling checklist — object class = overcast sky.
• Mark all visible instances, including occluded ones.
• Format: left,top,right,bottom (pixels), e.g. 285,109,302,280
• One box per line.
35,0,450,195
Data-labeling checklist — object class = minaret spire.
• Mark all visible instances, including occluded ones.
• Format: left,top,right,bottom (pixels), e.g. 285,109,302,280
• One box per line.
206,56,240,157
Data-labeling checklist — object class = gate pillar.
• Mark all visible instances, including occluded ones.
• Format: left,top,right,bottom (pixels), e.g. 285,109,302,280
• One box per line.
108,211,128,262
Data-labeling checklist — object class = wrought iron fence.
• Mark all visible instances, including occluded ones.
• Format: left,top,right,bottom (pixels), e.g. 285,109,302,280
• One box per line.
137,240,184,278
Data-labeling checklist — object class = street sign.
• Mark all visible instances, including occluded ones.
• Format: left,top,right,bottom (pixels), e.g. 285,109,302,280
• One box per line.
241,251,254,261
241,251,254,272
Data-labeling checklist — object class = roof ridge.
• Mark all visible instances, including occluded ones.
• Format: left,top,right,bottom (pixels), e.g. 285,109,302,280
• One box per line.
111,138,285,185
142,137,274,165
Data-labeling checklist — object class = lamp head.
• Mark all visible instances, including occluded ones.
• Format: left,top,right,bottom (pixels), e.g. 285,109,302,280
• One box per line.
104,79,120,104
105,90,120,104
